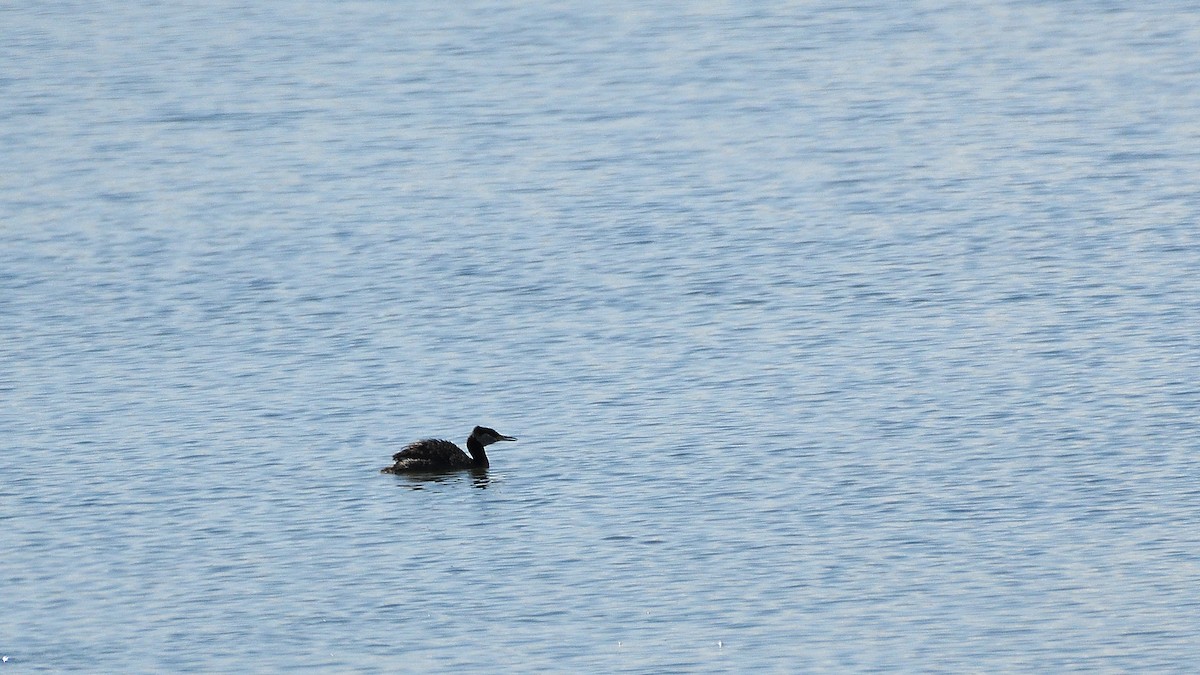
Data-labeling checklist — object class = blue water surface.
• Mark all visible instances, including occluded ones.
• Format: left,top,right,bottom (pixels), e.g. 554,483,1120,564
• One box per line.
3,1,1200,671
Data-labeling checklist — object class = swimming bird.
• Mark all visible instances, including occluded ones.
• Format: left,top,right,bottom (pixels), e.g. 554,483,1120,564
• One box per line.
381,425,516,473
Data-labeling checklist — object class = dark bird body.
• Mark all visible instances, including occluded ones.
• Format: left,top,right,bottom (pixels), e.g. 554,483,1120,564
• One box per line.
382,426,516,473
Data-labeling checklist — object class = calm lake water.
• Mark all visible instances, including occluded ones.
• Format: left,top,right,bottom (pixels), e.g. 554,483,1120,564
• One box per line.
4,1,1200,672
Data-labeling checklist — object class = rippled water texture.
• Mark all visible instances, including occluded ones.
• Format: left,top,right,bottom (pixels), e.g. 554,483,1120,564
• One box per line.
4,1,1200,671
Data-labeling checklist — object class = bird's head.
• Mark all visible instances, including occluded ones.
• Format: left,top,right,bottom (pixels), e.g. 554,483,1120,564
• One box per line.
471,426,517,446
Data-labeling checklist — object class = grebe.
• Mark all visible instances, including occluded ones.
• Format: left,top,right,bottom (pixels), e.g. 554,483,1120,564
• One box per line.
381,425,516,473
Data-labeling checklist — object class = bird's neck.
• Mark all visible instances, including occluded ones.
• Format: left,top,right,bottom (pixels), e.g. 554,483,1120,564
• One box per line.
466,436,489,467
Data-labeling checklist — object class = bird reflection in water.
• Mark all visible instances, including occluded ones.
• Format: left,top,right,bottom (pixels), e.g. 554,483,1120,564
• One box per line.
392,467,492,490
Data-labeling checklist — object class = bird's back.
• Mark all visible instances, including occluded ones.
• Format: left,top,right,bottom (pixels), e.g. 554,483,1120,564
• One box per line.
384,438,472,472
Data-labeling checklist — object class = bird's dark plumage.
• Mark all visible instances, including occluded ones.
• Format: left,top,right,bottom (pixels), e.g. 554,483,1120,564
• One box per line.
382,426,516,473
387,438,474,471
